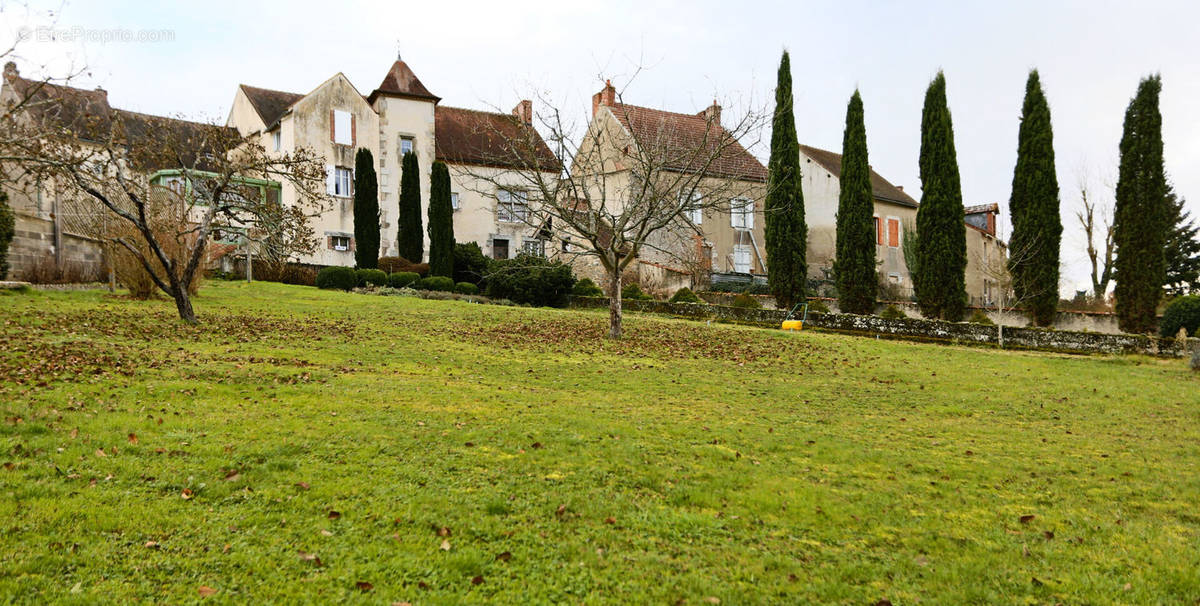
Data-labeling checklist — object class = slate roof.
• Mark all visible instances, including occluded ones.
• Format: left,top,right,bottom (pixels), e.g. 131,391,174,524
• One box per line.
604,103,767,182
435,105,559,171
798,144,919,207
368,60,439,104
238,84,304,129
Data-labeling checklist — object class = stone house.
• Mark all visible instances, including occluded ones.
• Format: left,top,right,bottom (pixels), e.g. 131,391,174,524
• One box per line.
226,58,558,266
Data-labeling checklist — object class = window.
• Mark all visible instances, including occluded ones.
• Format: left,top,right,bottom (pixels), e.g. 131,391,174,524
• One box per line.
733,245,752,273
561,239,574,253
492,238,509,260
451,192,460,211
887,217,900,248
731,198,754,229
333,110,352,145
497,189,528,223
681,190,703,224
332,166,353,197
400,136,414,156
522,239,545,257
272,130,281,152
875,217,883,245
330,235,351,251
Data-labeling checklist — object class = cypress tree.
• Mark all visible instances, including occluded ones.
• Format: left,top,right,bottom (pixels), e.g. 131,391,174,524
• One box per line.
427,161,455,278
1113,75,1169,333
397,151,423,262
0,191,14,280
1164,185,1200,297
352,148,380,269
914,72,967,321
834,90,876,314
1008,70,1062,326
764,50,807,310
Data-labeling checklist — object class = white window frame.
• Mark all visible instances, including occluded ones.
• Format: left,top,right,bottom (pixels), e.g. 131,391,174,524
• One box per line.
522,239,545,257
451,192,460,211
732,244,752,273
497,189,529,223
333,166,353,198
333,110,352,145
331,235,351,251
399,136,414,156
731,198,754,230
681,190,703,225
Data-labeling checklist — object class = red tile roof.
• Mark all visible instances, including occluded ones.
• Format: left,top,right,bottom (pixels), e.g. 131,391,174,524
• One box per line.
799,144,919,208
434,105,559,171
368,60,439,104
604,103,767,182
238,84,303,129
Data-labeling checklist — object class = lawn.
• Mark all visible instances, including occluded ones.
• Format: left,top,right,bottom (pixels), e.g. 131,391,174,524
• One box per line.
1,281,1198,604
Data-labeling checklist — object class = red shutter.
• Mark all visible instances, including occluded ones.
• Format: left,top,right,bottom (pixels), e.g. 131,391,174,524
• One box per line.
350,114,356,147
329,110,335,142
326,236,333,250
888,219,900,247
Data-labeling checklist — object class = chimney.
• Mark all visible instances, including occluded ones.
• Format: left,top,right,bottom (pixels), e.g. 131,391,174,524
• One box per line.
896,185,904,192
511,99,532,125
3,61,17,80
698,100,721,126
592,79,615,116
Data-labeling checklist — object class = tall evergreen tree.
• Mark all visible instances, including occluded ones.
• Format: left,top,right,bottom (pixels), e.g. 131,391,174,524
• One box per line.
764,50,807,310
396,151,423,262
1113,75,1169,333
1008,70,1062,326
352,148,380,268
427,160,455,278
914,72,967,321
1163,185,1199,297
834,90,876,314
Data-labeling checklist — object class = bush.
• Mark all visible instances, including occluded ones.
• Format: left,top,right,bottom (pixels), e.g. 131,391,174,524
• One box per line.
254,263,318,286
572,278,604,298
378,256,429,277
968,309,995,326
455,282,479,295
1159,295,1200,338
880,304,906,320
388,272,420,289
415,275,455,292
485,253,576,307
731,293,761,309
452,242,489,287
355,268,387,287
621,283,652,301
806,299,830,314
315,266,357,291
669,287,703,304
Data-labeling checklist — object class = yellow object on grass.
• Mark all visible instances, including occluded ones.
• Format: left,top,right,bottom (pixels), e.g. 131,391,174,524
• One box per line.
781,320,803,331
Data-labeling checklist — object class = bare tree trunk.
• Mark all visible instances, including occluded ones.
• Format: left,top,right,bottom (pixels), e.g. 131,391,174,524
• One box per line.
172,290,197,324
608,268,623,340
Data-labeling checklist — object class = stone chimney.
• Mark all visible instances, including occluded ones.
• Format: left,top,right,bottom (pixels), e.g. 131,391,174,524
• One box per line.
896,185,904,191
511,99,532,125
698,100,721,126
592,79,615,116
3,61,17,81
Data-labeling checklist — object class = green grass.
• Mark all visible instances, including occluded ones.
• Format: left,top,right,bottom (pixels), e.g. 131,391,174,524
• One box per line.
1,281,1198,604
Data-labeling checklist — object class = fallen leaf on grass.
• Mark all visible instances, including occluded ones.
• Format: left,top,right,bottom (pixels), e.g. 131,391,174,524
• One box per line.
295,482,310,490
69,428,78,439
603,516,616,525
298,551,323,566
327,510,341,520
144,541,159,549
495,551,512,562
181,488,194,500
356,581,373,592
223,470,240,481
94,449,106,458
320,529,333,537
436,526,451,537
555,504,567,518
704,597,720,604
197,586,217,597
471,576,484,585
440,539,451,551
1019,514,1036,524
127,433,138,445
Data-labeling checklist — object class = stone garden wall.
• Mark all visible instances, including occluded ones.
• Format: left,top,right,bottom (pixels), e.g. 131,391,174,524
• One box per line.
569,297,1198,358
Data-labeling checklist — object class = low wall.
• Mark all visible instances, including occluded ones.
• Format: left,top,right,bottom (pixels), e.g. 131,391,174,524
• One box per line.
9,212,106,280
569,297,1197,358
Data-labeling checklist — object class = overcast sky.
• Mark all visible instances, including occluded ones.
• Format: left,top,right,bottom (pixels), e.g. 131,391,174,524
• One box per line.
3,0,1197,294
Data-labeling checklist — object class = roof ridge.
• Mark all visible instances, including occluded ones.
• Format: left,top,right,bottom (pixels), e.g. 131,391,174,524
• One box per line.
610,102,710,121
438,104,519,119
239,83,303,98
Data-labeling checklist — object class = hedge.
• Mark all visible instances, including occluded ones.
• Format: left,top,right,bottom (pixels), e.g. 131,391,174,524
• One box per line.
387,272,420,289
356,268,387,287
315,266,357,291
416,276,455,292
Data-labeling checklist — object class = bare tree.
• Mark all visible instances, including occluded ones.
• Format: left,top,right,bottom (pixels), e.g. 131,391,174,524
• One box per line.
449,78,768,338
2,76,327,322
1075,175,1115,300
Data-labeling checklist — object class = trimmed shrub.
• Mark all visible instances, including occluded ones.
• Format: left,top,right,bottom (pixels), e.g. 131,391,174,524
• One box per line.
485,253,576,307
669,287,703,304
572,278,604,298
731,293,762,309
452,242,489,287
415,276,455,292
968,309,996,325
388,272,420,289
378,256,430,277
621,283,652,301
355,268,387,287
455,282,479,295
806,299,830,314
315,266,357,291
880,304,906,320
1159,295,1200,338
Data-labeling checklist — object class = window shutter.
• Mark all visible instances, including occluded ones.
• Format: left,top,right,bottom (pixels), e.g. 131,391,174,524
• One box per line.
325,165,335,195
351,114,356,147
329,110,335,142
888,218,899,247
875,217,883,245
746,201,755,229
326,236,333,250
